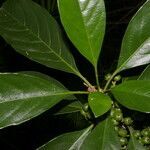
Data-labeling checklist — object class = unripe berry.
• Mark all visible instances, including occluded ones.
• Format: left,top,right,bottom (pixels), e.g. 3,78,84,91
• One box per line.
114,126,119,131
111,118,119,126
105,73,111,81
123,117,133,126
119,137,128,146
118,128,128,137
142,136,150,145
141,128,150,137
133,130,141,139
114,75,121,81
83,103,89,112
114,112,123,121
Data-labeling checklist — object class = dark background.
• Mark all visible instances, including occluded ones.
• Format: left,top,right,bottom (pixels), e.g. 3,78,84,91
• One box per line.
0,0,147,149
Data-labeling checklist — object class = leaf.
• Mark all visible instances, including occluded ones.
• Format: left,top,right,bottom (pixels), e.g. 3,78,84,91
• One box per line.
57,0,106,66
138,65,150,80
37,125,93,150
0,0,79,74
88,92,112,118
112,80,150,113
117,0,150,72
0,72,73,129
55,101,82,115
80,117,121,150
128,127,146,150
20,71,76,100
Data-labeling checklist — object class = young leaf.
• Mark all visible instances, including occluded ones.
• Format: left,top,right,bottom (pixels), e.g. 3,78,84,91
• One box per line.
112,80,150,113
128,127,146,150
0,72,73,129
57,0,106,66
88,92,112,118
55,101,82,115
37,125,93,150
117,0,150,72
80,117,121,150
0,0,78,74
138,65,150,80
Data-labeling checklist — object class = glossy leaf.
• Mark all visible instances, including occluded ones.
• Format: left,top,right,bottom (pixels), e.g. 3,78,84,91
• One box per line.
80,117,121,150
55,101,82,115
0,0,79,74
117,0,150,72
38,125,93,150
112,80,150,113
138,65,150,80
0,72,72,128
88,92,112,117
128,127,146,150
58,0,106,66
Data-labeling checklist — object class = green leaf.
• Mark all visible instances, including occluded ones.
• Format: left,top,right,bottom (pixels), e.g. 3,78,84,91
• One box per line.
112,80,150,113
88,92,112,118
57,0,106,66
80,117,121,150
0,72,73,129
128,127,146,150
55,101,82,115
0,0,79,74
138,65,150,80
117,0,150,72
37,125,93,150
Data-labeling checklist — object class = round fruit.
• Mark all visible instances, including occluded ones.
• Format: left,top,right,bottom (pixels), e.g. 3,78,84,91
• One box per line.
118,128,128,137
80,110,86,117
111,118,119,126
83,103,89,112
133,130,141,139
119,137,128,146
114,75,121,81
114,126,119,131
141,128,150,137
123,117,133,126
105,73,111,81
114,112,123,121
142,136,150,145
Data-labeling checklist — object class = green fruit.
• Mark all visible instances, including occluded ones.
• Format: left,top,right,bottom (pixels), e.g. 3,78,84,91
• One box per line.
80,110,86,117
114,75,121,81
133,130,141,139
111,118,119,126
142,136,150,145
83,103,89,112
141,128,150,137
119,137,128,146
110,109,116,117
114,112,123,121
114,126,119,131
105,73,111,81
123,117,133,126
118,128,128,137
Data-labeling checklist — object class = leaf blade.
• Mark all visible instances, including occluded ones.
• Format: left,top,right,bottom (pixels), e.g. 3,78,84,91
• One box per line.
117,0,150,72
0,0,78,74
80,117,121,150
57,0,106,66
0,72,72,128
37,125,93,150
138,65,150,80
88,92,112,118
112,80,150,113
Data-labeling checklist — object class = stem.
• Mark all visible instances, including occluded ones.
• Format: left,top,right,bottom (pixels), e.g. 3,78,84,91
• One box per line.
94,66,101,91
76,71,93,89
103,70,118,91
70,91,89,95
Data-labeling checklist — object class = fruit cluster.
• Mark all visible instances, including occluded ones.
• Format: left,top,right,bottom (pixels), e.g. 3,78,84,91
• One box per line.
110,107,150,149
